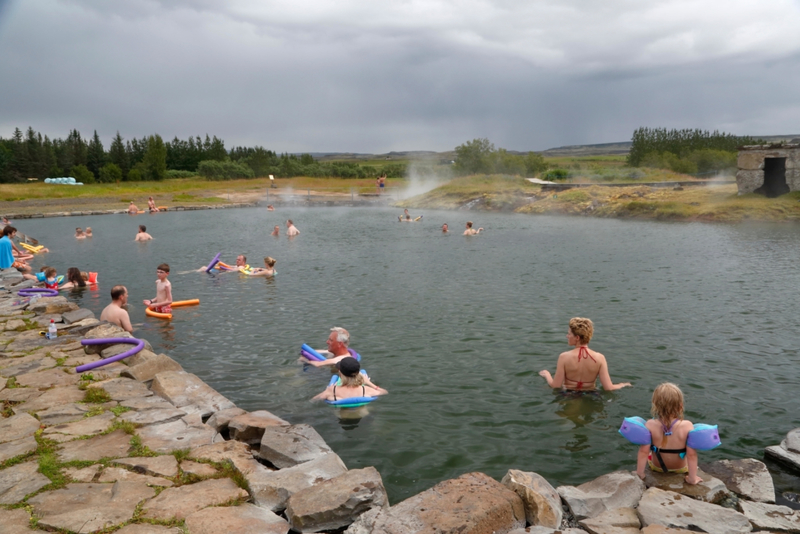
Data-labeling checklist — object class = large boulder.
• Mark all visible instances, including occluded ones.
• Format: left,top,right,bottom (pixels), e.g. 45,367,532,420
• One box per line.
345,472,525,534
700,458,775,503
206,407,247,433
637,487,752,534
501,469,563,528
738,500,800,531
557,471,645,520
150,371,235,417
579,507,641,534
120,353,183,382
765,428,800,473
82,323,134,354
184,503,290,534
285,467,389,533
28,295,78,315
642,467,729,503
259,423,331,468
247,452,348,511
229,410,289,445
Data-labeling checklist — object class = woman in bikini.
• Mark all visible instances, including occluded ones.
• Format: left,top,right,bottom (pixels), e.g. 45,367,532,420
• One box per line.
312,357,387,402
539,317,631,391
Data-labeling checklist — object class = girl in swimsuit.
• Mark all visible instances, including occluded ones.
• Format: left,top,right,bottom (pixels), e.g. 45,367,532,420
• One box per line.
539,317,632,391
312,357,387,402
636,382,701,485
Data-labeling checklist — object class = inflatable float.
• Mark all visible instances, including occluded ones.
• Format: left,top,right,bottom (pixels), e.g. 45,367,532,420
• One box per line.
618,416,721,450
76,337,145,372
20,243,44,253
145,299,200,320
18,287,59,297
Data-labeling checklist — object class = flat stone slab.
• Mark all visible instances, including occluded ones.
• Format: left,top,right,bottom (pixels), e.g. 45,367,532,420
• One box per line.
643,467,729,504
0,412,40,444
98,466,174,487
185,503,290,534
1,387,42,403
6,329,81,352
181,460,217,477
739,500,800,531
0,508,34,534
62,308,95,324
637,487,752,534
116,525,183,534
142,477,249,521
121,353,183,382
37,402,93,425
150,371,236,417
3,318,25,331
640,527,701,534
502,469,563,528
43,411,115,442
58,429,132,462
765,441,800,475
259,423,331,468
206,407,247,432
701,458,775,503
579,507,641,534
137,416,222,453
120,407,187,426
189,440,262,476
0,356,57,377
113,455,179,478
557,471,646,520
121,395,178,411
0,435,38,463
0,351,54,369
28,481,155,533
0,461,51,504
15,366,80,388
15,385,84,413
64,464,102,482
230,410,290,445
88,377,152,400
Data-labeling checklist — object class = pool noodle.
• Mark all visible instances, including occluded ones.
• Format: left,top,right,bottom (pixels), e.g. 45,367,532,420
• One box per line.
76,338,145,372
205,252,222,272
301,344,326,361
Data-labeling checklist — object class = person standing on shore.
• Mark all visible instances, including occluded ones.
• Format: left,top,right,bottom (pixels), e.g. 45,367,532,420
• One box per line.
101,285,133,332
286,220,300,237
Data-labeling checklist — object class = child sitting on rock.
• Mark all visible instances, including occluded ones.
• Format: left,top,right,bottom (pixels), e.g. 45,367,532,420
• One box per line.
637,382,701,485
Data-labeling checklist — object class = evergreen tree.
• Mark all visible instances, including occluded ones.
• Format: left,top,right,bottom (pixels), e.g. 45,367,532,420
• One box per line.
109,132,129,179
141,134,167,181
87,130,106,179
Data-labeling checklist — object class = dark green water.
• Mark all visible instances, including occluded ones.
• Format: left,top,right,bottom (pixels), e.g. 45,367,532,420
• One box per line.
16,207,800,503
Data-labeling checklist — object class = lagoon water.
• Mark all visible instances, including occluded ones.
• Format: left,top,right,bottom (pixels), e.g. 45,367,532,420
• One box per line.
16,207,800,502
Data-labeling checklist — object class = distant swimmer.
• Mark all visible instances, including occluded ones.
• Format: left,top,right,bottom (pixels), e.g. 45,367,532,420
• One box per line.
100,285,133,333
442,223,449,233
75,227,86,239
148,196,159,213
312,356,388,402
135,225,153,241
463,221,483,235
267,205,275,211
286,219,300,237
247,256,276,277
128,201,139,214
85,227,93,237
271,225,280,236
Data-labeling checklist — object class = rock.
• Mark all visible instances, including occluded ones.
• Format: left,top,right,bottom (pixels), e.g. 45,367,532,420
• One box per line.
3,318,24,330
557,471,645,520
0,350,53,369
285,467,389,533
206,406,247,432
64,464,102,482
189,440,262,476
141,477,248,521
44,411,115,442
579,507,641,534
37,402,93,425
61,308,95,324
0,508,33,534
184,503,290,534
58,317,101,336
98,466,174,487
120,395,178,411
28,295,78,315
0,461,51,504
765,441,800,473
15,366,79,388
345,472,525,534
640,526,702,534
120,407,187,426
637,487,752,534
2,387,42,403
787,428,800,454
180,460,217,477
113,456,179,478
28,481,155,533
120,353,183,382
5,329,81,352
248,452,348,511
739,500,800,531
0,435,38,463
0,356,57,377
259,423,331,468
229,410,290,445
116,525,183,534
82,323,134,354
501,469,563,528
643,467,729,504
701,458,775,503
137,414,223,453
58,429,132,462
150,371,236,417
0,412,40,444
88,377,152,400
125,349,160,367
15,385,84,413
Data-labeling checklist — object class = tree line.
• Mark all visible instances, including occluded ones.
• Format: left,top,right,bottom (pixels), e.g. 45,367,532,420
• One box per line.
0,127,405,183
452,138,548,176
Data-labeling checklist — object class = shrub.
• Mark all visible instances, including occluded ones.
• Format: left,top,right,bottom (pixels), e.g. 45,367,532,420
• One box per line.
126,166,143,182
98,163,122,183
70,164,95,184
166,169,196,178
198,159,255,180
543,168,569,181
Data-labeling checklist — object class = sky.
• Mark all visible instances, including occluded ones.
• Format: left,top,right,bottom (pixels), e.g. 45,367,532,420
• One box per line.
1,0,799,153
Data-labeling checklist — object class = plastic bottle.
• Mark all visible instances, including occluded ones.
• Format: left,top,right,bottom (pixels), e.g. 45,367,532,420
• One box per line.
29,294,40,307
47,319,57,340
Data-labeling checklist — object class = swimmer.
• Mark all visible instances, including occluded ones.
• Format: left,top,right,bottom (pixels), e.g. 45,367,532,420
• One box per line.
85,227,93,237
100,285,133,333
147,196,159,213
301,327,380,390
234,254,247,272
128,201,139,214
271,225,280,236
75,228,86,239
312,357,388,402
59,267,87,290
539,317,631,392
463,221,483,235
442,223,449,233
247,256,276,277
286,219,300,237
42,266,59,289
143,263,172,314
267,205,275,211
135,225,153,242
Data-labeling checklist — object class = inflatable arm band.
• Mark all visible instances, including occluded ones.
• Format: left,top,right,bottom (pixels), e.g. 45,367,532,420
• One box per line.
618,416,651,445
76,338,145,372
301,344,327,362
618,417,721,450
205,252,222,272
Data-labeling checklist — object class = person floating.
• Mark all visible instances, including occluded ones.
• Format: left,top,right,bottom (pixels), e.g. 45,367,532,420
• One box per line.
135,225,153,242
100,285,133,333
143,263,173,315
539,317,631,392
246,256,276,277
463,221,483,235
312,357,388,402
286,219,300,237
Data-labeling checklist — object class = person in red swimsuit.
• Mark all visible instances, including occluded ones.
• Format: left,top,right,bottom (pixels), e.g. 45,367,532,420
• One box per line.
539,317,632,391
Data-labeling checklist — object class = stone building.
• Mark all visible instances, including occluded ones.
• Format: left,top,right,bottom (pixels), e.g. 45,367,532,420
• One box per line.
736,144,800,197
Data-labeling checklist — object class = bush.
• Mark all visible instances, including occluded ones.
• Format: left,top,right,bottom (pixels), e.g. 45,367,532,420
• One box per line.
127,167,142,182
543,168,569,181
198,159,255,180
98,163,123,183
70,164,95,184
166,169,196,178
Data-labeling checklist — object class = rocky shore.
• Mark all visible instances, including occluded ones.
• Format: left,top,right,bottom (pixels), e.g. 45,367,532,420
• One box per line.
2,267,799,534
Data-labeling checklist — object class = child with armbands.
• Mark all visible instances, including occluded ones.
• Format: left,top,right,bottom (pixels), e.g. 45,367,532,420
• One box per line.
637,383,702,485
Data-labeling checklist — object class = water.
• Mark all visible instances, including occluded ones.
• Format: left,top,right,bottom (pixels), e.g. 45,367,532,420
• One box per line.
15,208,800,503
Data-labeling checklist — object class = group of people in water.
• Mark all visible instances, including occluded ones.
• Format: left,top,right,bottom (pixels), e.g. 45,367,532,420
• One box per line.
399,209,484,235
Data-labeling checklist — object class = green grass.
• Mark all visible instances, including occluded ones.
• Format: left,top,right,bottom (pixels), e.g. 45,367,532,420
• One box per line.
129,435,159,457
82,387,112,403
111,405,131,416
35,432,67,490
5,377,19,389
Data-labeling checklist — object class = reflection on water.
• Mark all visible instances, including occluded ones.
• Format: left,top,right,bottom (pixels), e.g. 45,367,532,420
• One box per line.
15,208,800,503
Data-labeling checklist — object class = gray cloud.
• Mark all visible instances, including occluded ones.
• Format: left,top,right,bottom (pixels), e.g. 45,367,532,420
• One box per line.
1,0,799,152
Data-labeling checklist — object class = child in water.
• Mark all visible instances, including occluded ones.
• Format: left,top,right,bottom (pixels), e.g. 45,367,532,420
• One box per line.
637,382,701,485
43,266,59,289
143,263,173,314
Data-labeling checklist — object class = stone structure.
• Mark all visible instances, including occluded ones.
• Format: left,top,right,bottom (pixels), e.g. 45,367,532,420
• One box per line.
736,144,800,196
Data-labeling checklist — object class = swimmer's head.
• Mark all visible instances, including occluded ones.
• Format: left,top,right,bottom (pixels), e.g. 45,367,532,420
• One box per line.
76,227,82,233
67,267,86,287
406,215,411,220
80,271,89,281
327,327,350,351
651,382,684,421
287,219,293,226
568,317,593,345
236,255,246,266
110,285,127,301
44,266,57,278
336,357,364,386
264,256,276,267
157,263,170,274
466,221,473,228
139,225,146,232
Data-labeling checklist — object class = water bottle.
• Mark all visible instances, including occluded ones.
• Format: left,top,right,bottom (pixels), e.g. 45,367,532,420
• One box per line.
47,319,57,340
30,294,40,307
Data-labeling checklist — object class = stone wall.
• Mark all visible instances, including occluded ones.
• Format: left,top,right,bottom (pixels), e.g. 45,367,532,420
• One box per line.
736,144,800,194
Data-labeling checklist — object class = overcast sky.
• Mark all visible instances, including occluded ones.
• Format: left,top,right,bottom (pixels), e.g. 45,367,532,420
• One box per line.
1,0,799,153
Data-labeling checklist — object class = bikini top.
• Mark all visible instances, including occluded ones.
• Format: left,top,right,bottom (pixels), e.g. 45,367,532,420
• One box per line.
564,346,600,389
333,385,365,401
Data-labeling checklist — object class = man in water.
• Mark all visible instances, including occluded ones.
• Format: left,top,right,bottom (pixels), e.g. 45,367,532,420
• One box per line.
100,285,133,333
463,221,484,235
135,225,153,241
235,254,247,272
286,220,300,237
302,327,353,368
271,225,280,236
442,223,449,233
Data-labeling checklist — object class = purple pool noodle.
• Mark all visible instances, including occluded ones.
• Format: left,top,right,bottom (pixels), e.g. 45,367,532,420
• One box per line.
76,338,145,372
300,343,326,361
205,252,222,272
347,348,361,361
301,350,318,361
18,287,59,297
